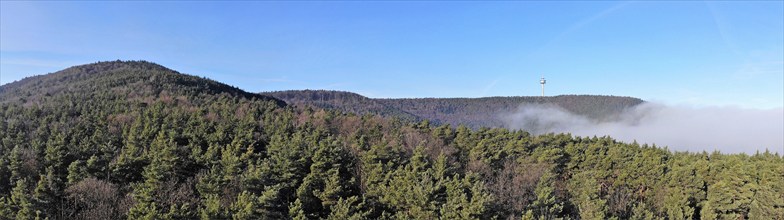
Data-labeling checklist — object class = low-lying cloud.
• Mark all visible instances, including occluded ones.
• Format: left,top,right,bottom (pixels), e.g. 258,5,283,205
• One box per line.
501,103,784,154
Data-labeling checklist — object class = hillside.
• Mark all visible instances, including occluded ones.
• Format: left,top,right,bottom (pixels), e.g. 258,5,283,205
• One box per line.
0,60,284,107
263,90,644,129
0,61,781,219
260,90,420,121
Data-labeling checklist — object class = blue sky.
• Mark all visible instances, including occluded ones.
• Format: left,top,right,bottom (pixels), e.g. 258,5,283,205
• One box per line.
1,1,782,109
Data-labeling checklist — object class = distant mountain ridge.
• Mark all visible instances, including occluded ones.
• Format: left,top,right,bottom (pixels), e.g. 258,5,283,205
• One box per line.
262,90,644,129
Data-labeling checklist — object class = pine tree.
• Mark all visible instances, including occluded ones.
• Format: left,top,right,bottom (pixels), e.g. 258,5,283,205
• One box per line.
44,133,67,171
533,170,562,218
701,158,755,219
256,184,287,219
289,198,307,220
377,146,439,219
32,172,54,219
230,191,259,220
8,146,23,185
128,131,180,219
663,154,703,220
0,158,10,195
66,160,88,185
295,139,356,218
570,171,607,220
748,152,784,219
326,196,368,220
0,196,13,219
199,194,225,220
439,173,491,219
10,179,34,220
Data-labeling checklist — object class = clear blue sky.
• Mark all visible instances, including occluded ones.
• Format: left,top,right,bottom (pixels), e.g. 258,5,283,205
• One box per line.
2,1,782,108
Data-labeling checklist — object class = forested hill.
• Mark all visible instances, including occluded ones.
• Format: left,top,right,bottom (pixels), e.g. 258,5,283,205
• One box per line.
1,61,782,219
260,90,420,121
262,90,644,129
0,60,285,106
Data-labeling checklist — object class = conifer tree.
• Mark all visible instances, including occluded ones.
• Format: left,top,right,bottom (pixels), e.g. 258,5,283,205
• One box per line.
10,179,34,220
128,131,180,219
66,160,88,185
230,191,260,220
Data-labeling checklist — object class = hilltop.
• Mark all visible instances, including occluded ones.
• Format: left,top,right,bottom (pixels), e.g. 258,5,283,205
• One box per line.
0,60,284,107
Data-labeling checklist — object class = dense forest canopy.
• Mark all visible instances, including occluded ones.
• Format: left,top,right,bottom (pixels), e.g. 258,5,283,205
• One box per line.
0,61,782,219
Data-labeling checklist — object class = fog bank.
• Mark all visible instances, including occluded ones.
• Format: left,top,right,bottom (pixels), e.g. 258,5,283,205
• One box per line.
501,103,784,154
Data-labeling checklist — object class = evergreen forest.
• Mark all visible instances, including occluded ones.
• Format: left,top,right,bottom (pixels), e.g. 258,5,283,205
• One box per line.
0,61,782,219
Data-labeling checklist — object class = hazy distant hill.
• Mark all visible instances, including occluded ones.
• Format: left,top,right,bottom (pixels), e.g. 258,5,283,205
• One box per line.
263,90,644,129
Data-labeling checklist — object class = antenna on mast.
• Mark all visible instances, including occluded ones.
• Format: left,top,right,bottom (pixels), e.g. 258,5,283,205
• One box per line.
539,75,546,97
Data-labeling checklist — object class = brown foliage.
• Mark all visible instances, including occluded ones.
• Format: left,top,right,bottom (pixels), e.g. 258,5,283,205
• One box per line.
159,178,199,211
488,160,548,215
18,147,40,181
65,177,122,220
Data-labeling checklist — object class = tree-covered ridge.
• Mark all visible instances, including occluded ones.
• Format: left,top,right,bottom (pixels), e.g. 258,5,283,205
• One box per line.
263,90,643,129
1,60,285,107
261,90,420,122
0,61,782,219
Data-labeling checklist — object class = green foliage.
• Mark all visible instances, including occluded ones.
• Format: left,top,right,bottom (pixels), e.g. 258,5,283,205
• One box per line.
0,61,781,219
66,160,88,185
533,170,562,218
326,196,368,220
570,171,607,220
7,179,35,220
199,194,225,220
230,191,259,220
